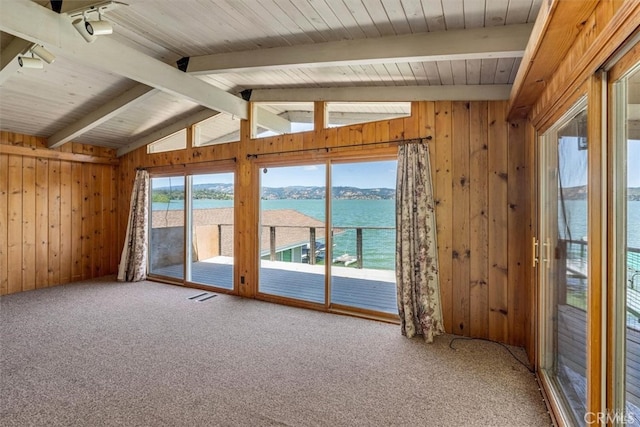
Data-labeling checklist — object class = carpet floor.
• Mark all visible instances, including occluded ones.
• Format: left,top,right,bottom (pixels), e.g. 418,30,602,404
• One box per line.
0,277,551,426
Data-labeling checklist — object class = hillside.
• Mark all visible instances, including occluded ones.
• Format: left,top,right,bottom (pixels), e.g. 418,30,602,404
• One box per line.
152,183,395,201
562,186,640,201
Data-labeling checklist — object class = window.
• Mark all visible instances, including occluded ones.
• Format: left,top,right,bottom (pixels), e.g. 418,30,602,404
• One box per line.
194,113,241,146
327,102,410,128
252,102,314,138
147,129,187,154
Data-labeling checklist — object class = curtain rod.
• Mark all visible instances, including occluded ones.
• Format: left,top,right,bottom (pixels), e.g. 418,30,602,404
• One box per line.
246,136,431,159
135,156,237,171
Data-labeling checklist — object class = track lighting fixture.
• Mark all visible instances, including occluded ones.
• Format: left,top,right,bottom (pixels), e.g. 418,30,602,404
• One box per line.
17,54,43,69
72,17,97,43
30,45,56,64
85,16,113,36
17,44,56,69
67,1,125,43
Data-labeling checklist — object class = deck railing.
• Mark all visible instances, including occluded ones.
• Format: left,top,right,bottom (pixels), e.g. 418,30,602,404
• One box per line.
255,225,395,270
562,238,640,330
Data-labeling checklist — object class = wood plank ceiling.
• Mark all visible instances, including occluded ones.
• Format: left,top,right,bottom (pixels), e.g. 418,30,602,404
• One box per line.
0,0,541,152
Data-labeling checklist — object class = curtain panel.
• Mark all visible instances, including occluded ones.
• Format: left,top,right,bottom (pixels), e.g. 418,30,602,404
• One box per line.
396,141,444,342
117,169,149,282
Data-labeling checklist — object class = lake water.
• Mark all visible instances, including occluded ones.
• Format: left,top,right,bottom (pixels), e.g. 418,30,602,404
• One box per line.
152,199,640,272
561,200,640,248
153,198,397,270
561,200,640,274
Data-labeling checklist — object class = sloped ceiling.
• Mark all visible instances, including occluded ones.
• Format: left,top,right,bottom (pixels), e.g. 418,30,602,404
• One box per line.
0,0,541,153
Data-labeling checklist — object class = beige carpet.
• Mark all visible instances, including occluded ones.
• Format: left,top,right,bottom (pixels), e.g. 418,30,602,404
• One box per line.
0,277,551,426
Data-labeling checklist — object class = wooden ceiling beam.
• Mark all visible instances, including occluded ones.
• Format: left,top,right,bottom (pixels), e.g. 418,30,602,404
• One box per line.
184,24,533,74
254,106,292,134
0,36,33,86
0,0,248,119
117,109,220,157
507,0,600,120
48,84,159,148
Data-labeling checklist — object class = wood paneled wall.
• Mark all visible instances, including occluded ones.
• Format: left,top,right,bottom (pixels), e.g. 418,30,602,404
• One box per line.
117,101,534,348
0,132,119,295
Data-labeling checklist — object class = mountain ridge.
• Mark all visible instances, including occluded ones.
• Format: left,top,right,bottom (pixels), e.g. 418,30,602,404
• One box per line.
153,184,396,200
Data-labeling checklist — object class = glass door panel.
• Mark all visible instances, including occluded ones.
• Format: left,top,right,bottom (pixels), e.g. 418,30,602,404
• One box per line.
149,176,185,279
614,64,640,423
188,173,234,289
539,102,588,424
258,164,326,304
329,160,397,314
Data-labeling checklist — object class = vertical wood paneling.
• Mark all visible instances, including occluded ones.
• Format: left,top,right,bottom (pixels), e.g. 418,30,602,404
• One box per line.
488,101,509,343
402,101,419,139
419,101,436,194
0,133,120,294
452,101,471,336
7,155,22,294
389,117,404,141
0,153,8,295
434,101,453,334
21,156,36,292
82,165,92,280
35,158,49,289
59,161,72,284
91,164,102,277
71,163,83,281
507,120,528,346
469,101,489,338
374,120,390,143
48,160,61,286
525,119,536,364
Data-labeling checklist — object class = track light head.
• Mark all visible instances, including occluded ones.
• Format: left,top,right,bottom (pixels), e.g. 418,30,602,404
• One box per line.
68,2,123,42
30,45,55,64
72,18,97,43
85,19,113,36
18,56,44,69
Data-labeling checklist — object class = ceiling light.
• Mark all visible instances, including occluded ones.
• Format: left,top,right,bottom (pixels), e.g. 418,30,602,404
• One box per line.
85,18,113,36
67,1,125,43
72,17,97,43
17,55,43,69
30,45,55,64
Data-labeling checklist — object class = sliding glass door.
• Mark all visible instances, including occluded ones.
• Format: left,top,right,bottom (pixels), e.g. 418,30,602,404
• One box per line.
613,62,640,423
258,164,327,304
148,171,234,290
330,161,397,314
257,159,398,317
149,176,185,280
538,99,589,425
188,173,234,289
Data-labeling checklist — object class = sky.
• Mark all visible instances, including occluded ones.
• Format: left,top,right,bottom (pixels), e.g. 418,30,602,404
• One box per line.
261,161,397,189
153,160,396,188
560,137,640,188
151,162,398,189
629,140,640,187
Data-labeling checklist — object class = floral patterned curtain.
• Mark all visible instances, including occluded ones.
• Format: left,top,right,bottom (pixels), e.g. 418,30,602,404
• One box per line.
396,141,444,343
117,169,149,282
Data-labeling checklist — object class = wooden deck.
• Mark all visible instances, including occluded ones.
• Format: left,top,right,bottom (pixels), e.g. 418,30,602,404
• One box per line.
152,260,398,314
558,304,640,421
